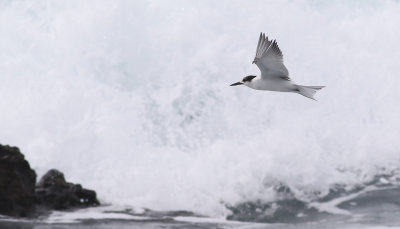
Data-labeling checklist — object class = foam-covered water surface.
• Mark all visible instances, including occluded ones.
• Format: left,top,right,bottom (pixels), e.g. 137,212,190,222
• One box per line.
1,0,400,219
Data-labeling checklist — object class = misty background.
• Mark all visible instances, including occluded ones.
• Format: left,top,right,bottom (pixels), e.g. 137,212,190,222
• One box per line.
0,0,399,217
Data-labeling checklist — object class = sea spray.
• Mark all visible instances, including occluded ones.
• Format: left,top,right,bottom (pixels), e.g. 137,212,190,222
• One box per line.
1,0,400,217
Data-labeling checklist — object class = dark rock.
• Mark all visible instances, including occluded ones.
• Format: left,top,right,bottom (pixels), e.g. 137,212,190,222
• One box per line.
0,145,37,217
0,144,101,218
35,169,100,210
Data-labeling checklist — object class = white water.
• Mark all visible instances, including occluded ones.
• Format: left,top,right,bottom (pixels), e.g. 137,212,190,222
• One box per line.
1,0,400,217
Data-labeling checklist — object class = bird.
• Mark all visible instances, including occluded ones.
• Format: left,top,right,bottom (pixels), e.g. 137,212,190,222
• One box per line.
230,33,324,100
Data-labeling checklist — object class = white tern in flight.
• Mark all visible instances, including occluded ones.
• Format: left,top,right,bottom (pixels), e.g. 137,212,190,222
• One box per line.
231,33,324,100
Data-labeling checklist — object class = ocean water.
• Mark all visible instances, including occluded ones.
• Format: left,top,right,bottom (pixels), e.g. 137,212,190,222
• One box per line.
1,0,400,227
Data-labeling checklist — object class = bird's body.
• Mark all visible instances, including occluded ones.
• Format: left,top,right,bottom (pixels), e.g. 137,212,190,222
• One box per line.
244,77,297,92
230,33,324,100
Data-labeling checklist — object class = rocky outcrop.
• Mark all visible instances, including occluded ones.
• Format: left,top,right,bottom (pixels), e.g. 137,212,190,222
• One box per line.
0,144,100,218
0,145,37,217
35,169,100,210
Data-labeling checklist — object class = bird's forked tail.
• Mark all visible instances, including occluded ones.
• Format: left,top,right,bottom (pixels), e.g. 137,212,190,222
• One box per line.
296,85,325,100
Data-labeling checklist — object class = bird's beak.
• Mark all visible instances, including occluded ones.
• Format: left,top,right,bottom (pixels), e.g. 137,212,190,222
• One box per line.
230,82,243,86
252,60,256,64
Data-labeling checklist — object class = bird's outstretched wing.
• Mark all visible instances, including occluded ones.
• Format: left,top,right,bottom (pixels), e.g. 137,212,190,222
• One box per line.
253,33,290,80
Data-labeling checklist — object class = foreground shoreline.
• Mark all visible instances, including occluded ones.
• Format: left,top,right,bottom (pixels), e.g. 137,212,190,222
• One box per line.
3,143,400,228
2,196,400,229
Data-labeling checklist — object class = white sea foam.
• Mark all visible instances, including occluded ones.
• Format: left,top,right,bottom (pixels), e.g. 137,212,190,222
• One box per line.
1,0,400,217
45,206,152,224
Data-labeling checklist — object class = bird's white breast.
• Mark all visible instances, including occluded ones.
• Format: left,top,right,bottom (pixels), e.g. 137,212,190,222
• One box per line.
244,77,295,92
